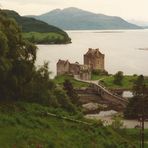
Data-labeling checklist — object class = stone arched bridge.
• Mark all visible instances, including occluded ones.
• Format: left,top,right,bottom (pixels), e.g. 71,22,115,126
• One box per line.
74,77,128,109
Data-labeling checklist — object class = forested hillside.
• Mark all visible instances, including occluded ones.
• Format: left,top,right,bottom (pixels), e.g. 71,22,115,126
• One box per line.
2,9,71,44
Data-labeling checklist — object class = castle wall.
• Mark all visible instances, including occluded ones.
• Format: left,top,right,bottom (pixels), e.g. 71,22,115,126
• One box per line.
69,64,81,75
80,71,91,80
94,55,104,70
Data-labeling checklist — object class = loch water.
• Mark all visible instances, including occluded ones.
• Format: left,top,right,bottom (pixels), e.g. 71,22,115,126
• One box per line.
36,30,148,77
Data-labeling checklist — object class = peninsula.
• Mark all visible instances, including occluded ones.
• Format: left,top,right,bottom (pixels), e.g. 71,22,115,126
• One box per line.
2,9,71,44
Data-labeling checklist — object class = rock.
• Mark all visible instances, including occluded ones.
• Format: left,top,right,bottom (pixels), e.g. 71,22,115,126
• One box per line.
82,102,108,113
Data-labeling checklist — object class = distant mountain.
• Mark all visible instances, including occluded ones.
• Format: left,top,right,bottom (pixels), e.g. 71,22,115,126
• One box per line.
127,20,148,29
143,26,148,29
128,19,148,27
28,7,142,30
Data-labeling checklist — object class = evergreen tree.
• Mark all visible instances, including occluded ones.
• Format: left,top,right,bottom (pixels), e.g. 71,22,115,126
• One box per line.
63,79,79,105
133,75,146,96
0,10,37,100
113,71,124,85
124,75,148,119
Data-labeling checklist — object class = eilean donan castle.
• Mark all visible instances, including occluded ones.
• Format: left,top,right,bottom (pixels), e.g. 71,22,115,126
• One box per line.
57,48,105,80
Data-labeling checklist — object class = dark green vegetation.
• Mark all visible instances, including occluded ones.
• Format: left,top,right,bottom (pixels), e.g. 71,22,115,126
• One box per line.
2,9,71,44
29,7,142,30
0,9,36,101
119,128,148,148
0,10,76,113
113,71,124,85
23,32,69,44
124,75,148,119
54,75,90,88
63,79,79,105
124,95,148,119
0,102,140,148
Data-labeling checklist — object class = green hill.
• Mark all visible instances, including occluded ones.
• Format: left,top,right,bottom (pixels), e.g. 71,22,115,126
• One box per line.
2,9,71,44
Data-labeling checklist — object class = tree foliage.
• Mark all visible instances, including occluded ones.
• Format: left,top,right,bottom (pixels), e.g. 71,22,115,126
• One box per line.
124,96,148,119
63,79,79,105
0,10,37,100
0,10,77,113
133,75,146,96
92,69,108,76
124,75,148,119
113,71,124,85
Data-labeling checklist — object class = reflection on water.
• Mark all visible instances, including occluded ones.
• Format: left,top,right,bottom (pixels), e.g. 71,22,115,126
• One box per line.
122,91,133,98
36,30,148,77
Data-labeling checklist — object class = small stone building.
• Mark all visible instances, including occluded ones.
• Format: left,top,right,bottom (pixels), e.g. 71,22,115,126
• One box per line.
84,48,104,71
57,48,105,80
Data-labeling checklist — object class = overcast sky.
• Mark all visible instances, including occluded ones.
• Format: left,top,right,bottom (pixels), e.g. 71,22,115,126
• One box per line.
0,0,148,21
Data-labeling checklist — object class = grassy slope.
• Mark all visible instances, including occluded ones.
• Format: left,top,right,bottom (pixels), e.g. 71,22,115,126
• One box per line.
92,74,148,89
54,75,90,88
102,76,137,89
0,102,141,148
119,128,148,148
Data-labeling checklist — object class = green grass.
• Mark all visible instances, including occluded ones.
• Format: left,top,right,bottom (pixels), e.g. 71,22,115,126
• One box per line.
91,74,108,81
54,75,90,88
102,75,137,89
118,128,148,148
0,102,140,147
23,32,70,44
56,74,148,90
92,74,139,89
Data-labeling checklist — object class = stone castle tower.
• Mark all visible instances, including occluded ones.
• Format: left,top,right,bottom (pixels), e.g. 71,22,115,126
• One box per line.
84,48,104,70
57,48,105,80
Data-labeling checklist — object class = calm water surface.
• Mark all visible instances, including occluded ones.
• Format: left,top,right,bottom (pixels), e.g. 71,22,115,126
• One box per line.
36,30,148,77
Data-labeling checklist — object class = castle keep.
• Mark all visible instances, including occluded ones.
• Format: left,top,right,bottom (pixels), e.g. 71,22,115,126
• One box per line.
84,48,104,70
57,48,105,80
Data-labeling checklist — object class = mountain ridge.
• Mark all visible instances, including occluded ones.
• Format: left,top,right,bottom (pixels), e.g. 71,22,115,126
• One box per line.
27,7,142,30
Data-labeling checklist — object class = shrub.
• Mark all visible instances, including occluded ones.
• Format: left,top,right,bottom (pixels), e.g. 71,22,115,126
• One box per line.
113,71,124,85
111,116,124,129
92,69,108,76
